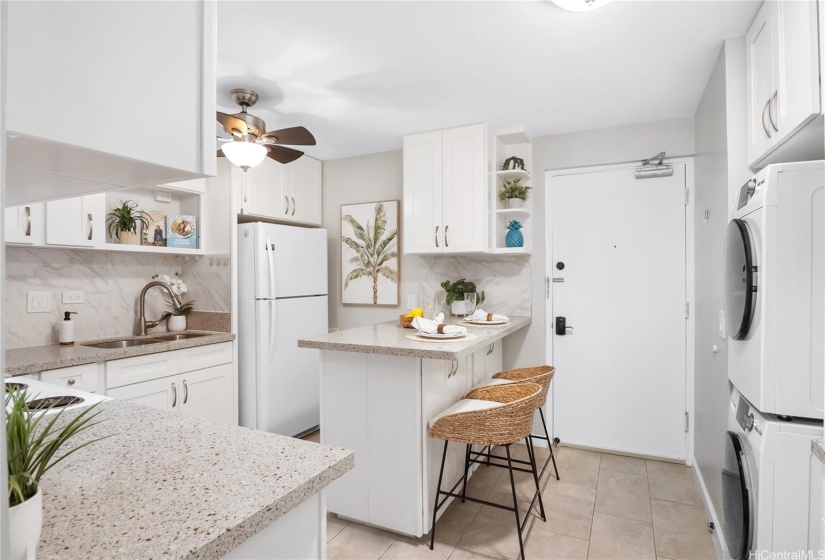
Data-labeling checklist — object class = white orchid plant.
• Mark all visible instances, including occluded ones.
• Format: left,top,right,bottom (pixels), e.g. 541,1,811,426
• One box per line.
151,273,194,317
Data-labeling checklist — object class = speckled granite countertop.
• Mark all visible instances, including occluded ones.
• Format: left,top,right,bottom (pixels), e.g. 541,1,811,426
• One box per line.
38,400,353,560
298,316,531,360
812,439,825,464
5,331,235,376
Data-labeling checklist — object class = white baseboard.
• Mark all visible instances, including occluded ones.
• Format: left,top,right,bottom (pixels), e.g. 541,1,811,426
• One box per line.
691,455,730,560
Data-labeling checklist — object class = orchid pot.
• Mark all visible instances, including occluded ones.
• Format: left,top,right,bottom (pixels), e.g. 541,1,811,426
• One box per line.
8,487,42,560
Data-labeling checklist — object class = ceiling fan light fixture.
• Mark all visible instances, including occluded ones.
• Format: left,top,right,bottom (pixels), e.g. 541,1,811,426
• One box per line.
550,0,613,11
221,141,267,171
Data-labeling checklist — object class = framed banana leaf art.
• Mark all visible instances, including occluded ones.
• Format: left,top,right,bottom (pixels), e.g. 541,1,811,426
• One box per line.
341,200,400,306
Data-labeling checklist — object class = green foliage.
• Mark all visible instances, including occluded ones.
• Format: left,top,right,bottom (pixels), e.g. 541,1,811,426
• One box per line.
502,156,525,171
6,389,111,507
498,178,532,201
440,279,485,307
342,203,398,304
161,299,195,319
507,220,523,231
106,200,150,238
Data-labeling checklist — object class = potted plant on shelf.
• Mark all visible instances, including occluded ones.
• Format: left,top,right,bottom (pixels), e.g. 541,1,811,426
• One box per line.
440,279,485,316
106,200,150,245
6,389,110,560
498,178,532,209
502,156,526,171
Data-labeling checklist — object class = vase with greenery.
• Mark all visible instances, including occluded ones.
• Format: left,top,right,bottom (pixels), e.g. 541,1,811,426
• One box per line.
106,200,150,245
502,156,526,171
498,178,532,209
160,299,195,332
342,202,399,305
6,388,110,559
441,279,485,316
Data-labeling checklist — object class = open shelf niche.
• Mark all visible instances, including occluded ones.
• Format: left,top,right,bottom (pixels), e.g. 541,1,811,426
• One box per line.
490,127,533,255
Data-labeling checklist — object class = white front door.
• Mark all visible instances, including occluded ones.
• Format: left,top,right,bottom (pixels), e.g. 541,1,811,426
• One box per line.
549,163,687,459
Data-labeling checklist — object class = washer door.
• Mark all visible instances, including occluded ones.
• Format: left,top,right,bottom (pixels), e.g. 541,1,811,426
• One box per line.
722,431,753,560
724,219,758,340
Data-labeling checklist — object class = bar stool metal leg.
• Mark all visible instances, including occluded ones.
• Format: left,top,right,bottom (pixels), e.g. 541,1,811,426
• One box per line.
430,440,449,551
539,408,560,481
462,444,471,503
525,439,546,522
505,445,526,560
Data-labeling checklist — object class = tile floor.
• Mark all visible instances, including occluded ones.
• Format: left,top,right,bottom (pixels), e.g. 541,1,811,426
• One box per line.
304,436,719,560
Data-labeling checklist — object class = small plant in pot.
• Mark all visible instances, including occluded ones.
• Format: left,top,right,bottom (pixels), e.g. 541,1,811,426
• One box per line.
6,389,110,560
106,200,150,245
502,156,526,171
161,299,195,332
441,279,485,316
498,179,532,209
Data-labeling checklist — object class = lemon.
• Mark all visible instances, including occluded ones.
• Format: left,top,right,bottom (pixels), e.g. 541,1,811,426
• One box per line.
406,308,424,318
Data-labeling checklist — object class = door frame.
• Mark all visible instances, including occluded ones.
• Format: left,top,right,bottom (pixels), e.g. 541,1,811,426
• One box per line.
544,157,696,463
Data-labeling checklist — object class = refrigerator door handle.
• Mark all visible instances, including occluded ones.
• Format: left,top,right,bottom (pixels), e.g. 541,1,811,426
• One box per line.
266,235,277,300
269,299,277,360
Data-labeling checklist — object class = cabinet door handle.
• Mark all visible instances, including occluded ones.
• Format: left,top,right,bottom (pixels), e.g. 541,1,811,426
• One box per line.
768,90,778,132
291,197,296,216
171,382,177,408
24,206,31,237
183,380,188,404
87,213,93,241
761,99,772,138
445,225,449,248
435,226,440,248
487,343,494,356
284,195,289,215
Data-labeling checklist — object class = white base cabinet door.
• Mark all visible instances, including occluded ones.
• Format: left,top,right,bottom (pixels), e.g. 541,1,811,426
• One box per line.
180,364,234,425
107,376,178,413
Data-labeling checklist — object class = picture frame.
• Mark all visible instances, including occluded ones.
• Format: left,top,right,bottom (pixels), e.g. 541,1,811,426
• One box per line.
341,200,400,307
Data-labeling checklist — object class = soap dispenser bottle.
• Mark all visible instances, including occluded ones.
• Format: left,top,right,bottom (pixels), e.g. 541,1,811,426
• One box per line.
59,311,78,345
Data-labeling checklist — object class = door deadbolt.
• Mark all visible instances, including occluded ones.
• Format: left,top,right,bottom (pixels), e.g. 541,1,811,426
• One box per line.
555,316,574,335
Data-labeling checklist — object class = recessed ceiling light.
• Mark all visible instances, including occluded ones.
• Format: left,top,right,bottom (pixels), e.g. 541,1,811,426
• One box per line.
551,0,614,12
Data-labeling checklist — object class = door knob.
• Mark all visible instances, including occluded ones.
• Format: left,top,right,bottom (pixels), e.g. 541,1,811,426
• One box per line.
555,316,574,335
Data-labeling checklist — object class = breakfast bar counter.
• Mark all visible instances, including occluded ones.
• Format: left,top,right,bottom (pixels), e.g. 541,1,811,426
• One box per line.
299,317,531,538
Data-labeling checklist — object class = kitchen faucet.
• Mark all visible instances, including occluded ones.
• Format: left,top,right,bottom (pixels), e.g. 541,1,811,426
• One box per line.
138,281,183,336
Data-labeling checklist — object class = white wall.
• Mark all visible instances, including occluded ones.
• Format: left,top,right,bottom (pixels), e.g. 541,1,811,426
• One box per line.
504,116,696,370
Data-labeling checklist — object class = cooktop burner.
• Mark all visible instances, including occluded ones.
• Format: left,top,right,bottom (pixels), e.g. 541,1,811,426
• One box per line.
27,396,84,410
5,382,28,393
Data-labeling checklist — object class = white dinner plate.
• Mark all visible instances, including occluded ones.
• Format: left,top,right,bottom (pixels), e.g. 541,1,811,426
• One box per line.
417,331,467,339
464,318,507,325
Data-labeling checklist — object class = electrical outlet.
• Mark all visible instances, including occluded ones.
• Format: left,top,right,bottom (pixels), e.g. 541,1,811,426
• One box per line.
154,191,173,203
27,292,52,313
407,295,417,309
62,290,84,304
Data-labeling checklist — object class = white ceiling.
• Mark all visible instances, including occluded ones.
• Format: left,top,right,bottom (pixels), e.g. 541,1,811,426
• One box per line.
217,0,761,161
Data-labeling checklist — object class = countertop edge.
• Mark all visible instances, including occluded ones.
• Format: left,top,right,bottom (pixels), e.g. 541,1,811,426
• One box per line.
812,438,825,465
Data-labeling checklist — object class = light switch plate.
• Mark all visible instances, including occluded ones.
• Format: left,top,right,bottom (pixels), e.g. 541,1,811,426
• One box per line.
62,290,84,304
27,291,52,313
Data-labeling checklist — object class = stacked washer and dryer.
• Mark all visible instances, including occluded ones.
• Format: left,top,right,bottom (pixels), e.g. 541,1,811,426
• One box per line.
723,161,825,559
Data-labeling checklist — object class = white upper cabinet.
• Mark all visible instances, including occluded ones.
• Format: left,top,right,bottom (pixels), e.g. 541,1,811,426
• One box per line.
236,156,323,227
45,194,106,248
285,156,323,226
241,158,286,220
4,203,44,245
5,1,216,205
403,124,487,255
746,0,822,168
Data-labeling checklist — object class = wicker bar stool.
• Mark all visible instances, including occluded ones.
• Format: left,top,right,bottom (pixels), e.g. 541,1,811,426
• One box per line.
428,382,545,560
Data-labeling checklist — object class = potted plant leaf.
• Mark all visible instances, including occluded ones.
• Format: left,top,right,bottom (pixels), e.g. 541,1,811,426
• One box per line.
6,389,110,560
106,200,150,245
161,299,195,332
440,279,485,316
498,178,532,209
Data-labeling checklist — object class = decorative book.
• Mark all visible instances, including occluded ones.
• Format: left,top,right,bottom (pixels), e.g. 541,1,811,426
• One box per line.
143,211,167,247
166,214,197,249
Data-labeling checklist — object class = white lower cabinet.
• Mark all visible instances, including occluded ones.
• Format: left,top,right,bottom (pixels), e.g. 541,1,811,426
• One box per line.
40,363,101,394
105,342,234,425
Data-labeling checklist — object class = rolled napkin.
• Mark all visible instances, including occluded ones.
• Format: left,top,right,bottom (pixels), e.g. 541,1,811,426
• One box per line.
467,309,510,322
412,313,468,335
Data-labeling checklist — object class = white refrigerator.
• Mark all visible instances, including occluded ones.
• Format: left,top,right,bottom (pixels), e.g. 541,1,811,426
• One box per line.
237,222,328,437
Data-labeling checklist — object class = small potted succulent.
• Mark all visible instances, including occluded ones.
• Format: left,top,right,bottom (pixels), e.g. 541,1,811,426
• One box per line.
441,279,485,316
152,273,192,332
6,389,109,560
498,178,532,209
106,200,150,245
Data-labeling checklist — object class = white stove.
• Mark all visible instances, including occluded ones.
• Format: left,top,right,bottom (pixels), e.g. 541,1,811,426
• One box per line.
5,377,109,415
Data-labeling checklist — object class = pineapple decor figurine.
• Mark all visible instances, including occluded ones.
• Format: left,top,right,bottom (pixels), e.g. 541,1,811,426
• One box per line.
505,220,524,248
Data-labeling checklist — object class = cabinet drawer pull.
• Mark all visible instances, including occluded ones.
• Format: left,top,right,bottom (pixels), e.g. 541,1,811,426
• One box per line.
171,382,177,407
761,99,772,138
445,225,449,248
87,213,94,241
435,226,439,248
291,197,296,216
768,90,778,132
183,380,188,404
67,378,76,386
24,206,31,237
284,195,289,215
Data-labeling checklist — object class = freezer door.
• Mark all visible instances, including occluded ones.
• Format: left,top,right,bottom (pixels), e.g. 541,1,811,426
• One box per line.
255,295,328,437
267,223,328,298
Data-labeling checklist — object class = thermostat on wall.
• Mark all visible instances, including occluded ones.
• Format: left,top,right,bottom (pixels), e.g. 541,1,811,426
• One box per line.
154,191,173,203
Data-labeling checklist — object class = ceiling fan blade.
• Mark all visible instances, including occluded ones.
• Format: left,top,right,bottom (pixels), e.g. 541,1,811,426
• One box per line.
265,145,304,165
216,111,248,136
262,126,316,146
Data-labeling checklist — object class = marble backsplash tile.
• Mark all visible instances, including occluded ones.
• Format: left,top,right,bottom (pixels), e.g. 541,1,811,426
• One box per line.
181,253,231,313
419,255,531,318
4,248,232,349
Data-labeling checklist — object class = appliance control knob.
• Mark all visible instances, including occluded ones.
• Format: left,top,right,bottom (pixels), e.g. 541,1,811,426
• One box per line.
743,412,755,432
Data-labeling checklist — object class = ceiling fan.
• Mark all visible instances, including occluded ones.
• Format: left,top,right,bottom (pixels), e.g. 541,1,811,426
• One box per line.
216,88,316,170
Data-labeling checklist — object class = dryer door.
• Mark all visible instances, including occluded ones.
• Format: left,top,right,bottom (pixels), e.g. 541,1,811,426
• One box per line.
724,219,758,340
722,431,754,560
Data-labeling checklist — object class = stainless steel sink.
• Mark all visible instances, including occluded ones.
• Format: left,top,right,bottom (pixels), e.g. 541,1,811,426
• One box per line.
81,333,209,349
